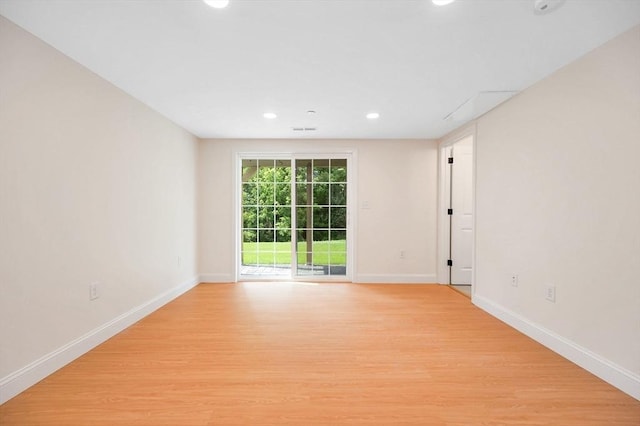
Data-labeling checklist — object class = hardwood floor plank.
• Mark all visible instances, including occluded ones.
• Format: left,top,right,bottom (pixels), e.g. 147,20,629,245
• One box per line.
1,283,638,425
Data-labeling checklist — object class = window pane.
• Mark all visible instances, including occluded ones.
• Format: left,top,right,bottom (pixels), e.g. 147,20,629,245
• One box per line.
313,206,329,228
258,240,276,252
257,229,274,243
313,183,329,206
276,159,291,168
313,230,329,252
330,207,347,228
242,159,258,183
330,160,347,183
258,207,274,229
296,159,312,183
297,250,310,265
257,182,275,205
296,229,310,243
274,183,291,206
330,183,347,206
275,227,291,243
296,184,309,205
296,207,310,228
242,183,257,205
241,248,257,266
257,159,275,176
313,160,330,183
242,206,257,229
275,206,290,228
330,229,347,241
333,251,347,263
243,229,257,243
258,252,276,268
275,250,291,266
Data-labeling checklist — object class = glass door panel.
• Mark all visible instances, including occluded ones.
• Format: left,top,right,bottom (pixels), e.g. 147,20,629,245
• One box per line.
240,159,291,277
294,159,347,277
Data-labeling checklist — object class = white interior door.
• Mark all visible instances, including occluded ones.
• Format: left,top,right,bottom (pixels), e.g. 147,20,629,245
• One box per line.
450,137,473,285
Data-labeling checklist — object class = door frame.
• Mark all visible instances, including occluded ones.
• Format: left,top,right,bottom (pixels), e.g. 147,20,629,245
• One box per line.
233,150,357,282
437,124,477,295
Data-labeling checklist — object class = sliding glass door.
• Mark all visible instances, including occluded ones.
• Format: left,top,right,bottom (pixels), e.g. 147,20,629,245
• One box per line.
239,155,350,280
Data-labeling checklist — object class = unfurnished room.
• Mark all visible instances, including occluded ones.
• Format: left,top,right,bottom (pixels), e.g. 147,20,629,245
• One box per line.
0,0,639,424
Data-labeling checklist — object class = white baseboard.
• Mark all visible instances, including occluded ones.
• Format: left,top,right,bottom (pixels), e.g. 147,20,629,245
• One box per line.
198,272,437,284
355,274,437,284
473,294,640,401
0,277,199,404
199,273,234,283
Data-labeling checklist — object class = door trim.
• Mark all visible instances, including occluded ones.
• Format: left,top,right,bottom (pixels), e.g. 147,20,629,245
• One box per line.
233,150,357,282
437,124,477,295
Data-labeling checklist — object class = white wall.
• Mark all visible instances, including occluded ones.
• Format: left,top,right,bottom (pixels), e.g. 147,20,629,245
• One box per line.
471,25,640,397
0,16,198,401
198,139,438,283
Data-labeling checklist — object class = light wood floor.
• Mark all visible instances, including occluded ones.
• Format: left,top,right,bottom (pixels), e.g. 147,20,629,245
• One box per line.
1,283,638,425
450,284,471,298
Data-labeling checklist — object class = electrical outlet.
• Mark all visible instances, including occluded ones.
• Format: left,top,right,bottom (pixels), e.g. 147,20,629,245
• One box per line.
545,284,556,302
400,250,406,259
178,256,182,268
511,274,519,287
89,282,100,301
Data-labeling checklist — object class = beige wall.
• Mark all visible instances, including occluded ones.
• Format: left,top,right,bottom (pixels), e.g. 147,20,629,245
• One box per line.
0,16,198,382
4,5,637,402
198,139,439,283
472,25,640,387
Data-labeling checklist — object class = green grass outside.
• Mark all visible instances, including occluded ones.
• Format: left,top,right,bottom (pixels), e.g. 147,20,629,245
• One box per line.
242,240,346,265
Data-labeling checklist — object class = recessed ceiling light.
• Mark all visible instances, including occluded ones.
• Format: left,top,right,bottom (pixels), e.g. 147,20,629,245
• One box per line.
432,0,456,6
366,112,380,120
203,0,229,9
263,112,277,119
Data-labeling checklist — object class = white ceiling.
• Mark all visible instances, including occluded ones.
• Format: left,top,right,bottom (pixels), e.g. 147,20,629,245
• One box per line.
1,0,639,139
